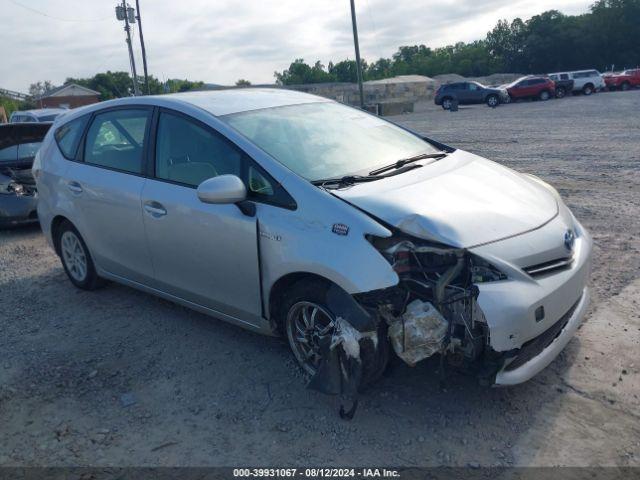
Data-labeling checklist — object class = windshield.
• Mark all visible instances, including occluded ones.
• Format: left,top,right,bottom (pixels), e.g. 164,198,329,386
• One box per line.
507,77,528,88
38,114,60,122
223,102,438,181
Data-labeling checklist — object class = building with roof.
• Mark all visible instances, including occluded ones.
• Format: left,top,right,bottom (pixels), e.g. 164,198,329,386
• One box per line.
37,84,100,109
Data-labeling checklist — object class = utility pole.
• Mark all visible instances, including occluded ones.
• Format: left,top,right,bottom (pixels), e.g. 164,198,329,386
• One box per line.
135,0,150,94
116,1,140,96
349,0,365,109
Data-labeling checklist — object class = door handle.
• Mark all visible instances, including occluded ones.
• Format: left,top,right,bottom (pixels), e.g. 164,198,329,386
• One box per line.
67,181,83,194
144,201,167,218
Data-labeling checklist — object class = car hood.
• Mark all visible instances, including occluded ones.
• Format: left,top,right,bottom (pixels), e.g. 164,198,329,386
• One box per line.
332,150,558,248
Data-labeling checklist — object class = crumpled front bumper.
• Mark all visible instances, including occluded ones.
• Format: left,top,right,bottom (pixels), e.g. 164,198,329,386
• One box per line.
0,193,38,227
494,287,589,385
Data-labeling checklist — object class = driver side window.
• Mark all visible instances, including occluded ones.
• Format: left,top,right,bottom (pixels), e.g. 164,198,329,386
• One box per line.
155,111,242,187
84,109,150,174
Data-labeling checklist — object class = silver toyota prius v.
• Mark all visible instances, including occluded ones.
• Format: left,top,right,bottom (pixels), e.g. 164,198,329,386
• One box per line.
34,89,591,397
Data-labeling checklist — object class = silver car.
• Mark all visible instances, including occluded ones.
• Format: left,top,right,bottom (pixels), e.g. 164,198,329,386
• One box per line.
34,89,591,395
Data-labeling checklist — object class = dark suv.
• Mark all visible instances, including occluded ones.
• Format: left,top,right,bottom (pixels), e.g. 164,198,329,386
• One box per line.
434,82,509,109
506,76,556,101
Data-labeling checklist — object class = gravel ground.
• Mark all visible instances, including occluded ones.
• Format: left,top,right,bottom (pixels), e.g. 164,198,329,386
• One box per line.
1,90,639,468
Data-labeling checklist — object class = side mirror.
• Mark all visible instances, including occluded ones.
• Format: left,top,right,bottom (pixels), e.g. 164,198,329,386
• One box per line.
197,175,247,205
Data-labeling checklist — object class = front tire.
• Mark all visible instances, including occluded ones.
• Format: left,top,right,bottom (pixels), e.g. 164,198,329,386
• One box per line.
621,81,630,91
582,84,594,95
486,94,499,107
539,90,550,101
281,280,388,386
55,221,104,290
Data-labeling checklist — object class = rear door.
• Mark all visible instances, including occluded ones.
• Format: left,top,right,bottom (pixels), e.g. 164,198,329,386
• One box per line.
140,109,263,325
63,107,155,284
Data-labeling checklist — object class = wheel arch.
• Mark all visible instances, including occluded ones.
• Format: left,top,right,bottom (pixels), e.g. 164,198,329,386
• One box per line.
51,215,72,256
267,272,338,332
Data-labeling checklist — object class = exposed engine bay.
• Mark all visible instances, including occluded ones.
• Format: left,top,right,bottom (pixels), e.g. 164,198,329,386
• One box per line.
308,234,506,417
0,166,37,196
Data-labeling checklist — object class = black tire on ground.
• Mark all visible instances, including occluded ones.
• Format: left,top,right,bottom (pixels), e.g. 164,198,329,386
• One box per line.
556,87,566,98
280,279,389,388
486,94,499,107
583,84,594,95
54,220,105,290
539,90,551,101
441,97,453,110
621,82,631,91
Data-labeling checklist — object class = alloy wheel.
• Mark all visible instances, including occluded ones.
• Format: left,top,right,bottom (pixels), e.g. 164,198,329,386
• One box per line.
61,231,88,282
442,98,452,110
286,301,335,375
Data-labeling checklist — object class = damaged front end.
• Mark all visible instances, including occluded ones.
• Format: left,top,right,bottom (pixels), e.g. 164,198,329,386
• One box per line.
307,235,505,416
0,166,39,226
361,237,501,379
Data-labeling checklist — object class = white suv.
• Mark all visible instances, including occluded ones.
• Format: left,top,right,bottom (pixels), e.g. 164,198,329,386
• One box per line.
549,69,605,95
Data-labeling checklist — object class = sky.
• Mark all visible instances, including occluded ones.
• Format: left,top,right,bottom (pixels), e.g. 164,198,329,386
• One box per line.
0,0,593,93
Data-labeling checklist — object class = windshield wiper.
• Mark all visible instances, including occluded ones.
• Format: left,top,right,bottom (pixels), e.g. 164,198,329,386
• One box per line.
368,151,448,176
311,174,381,187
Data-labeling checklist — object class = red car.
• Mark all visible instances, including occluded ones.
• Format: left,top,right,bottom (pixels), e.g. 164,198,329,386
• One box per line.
506,76,556,101
604,69,640,91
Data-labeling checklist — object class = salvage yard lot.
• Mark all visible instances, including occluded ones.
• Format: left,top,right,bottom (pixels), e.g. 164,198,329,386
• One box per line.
1,90,639,467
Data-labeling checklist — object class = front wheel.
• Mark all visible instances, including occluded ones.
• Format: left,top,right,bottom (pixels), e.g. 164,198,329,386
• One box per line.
539,90,550,101
486,94,499,107
282,280,388,386
55,221,104,290
583,84,594,95
621,82,630,91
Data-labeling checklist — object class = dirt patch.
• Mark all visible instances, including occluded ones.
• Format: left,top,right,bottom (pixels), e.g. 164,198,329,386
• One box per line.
0,90,639,467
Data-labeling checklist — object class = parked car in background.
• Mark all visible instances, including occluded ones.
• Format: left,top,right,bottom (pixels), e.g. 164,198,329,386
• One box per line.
604,69,640,91
547,73,574,98
34,90,591,396
549,70,605,95
506,76,556,101
0,122,52,226
434,81,509,109
9,108,67,123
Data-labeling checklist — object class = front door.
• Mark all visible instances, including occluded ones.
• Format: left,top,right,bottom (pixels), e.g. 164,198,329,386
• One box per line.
141,110,262,325
64,107,155,284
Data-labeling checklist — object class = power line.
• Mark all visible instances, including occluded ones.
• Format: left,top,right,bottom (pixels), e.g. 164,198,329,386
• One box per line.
7,0,112,22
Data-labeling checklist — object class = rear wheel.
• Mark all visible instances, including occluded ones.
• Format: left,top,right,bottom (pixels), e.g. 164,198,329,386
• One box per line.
539,90,550,101
582,84,594,95
486,94,499,107
55,221,104,290
621,81,631,91
555,87,566,98
441,97,453,110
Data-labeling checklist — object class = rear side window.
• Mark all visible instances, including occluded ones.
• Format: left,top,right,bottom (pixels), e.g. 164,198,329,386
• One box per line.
84,109,150,174
55,115,89,159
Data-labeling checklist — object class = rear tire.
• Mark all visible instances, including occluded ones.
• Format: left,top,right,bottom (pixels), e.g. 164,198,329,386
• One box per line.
621,81,630,91
555,87,566,98
441,97,453,110
55,221,105,290
582,84,594,95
